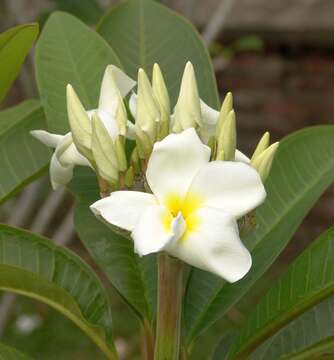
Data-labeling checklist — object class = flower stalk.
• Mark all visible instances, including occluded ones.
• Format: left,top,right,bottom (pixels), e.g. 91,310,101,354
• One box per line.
154,253,184,360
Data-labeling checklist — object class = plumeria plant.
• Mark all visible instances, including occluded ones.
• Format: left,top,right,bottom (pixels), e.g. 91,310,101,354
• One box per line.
0,0,334,359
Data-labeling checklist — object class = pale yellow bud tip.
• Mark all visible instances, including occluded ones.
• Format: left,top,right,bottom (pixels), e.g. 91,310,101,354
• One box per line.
253,142,279,181
251,131,270,162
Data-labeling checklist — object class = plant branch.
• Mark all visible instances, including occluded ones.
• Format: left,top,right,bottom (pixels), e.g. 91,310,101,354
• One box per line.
154,253,184,360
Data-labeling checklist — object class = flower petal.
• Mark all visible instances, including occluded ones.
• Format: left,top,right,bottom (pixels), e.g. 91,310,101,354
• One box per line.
61,142,91,167
109,65,136,98
132,205,185,256
146,128,210,202
167,207,252,282
99,65,135,110
197,100,219,143
235,149,250,163
188,161,266,218
49,152,73,189
90,191,156,231
200,99,219,127
129,92,137,119
30,130,64,148
126,120,136,140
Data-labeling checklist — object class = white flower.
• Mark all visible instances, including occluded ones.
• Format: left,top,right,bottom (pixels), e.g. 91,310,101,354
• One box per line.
30,131,90,189
91,128,266,282
31,65,135,188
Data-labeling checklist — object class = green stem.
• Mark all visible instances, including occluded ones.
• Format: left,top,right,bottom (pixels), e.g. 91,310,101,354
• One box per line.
154,253,184,360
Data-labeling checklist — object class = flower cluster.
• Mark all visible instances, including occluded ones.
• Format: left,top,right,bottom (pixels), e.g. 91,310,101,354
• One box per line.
32,62,279,282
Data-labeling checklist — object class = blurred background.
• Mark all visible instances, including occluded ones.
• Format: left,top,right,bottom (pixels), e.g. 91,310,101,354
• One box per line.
0,0,333,358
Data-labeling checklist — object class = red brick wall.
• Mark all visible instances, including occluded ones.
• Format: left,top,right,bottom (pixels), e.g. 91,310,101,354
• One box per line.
217,51,334,254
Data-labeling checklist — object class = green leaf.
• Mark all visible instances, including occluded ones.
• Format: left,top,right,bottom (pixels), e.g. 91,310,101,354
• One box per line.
97,0,219,107
0,23,38,102
227,227,334,359
55,0,103,24
0,100,51,204
249,295,334,360
184,125,334,344
0,224,117,359
71,167,157,321
35,11,121,134
0,342,34,360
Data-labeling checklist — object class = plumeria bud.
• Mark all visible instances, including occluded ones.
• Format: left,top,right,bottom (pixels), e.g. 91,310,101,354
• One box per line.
91,113,119,184
251,142,279,181
130,147,141,174
125,166,135,187
216,92,233,137
115,136,127,172
114,93,128,137
136,68,160,143
152,63,170,139
172,62,202,132
251,131,270,162
207,136,217,159
216,149,225,161
135,127,153,159
66,84,93,161
217,110,237,161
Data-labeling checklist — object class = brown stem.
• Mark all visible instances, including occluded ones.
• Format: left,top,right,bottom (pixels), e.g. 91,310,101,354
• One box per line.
142,319,154,360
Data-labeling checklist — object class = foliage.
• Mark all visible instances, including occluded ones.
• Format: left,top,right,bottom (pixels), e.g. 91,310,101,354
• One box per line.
0,24,38,103
0,0,333,358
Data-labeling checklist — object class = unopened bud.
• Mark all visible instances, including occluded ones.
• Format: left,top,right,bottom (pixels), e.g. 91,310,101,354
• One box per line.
251,131,270,162
152,63,170,139
252,142,279,181
135,127,153,159
115,136,127,172
125,166,135,187
131,147,141,174
99,66,129,137
172,62,202,132
217,110,236,161
207,136,217,159
114,95,128,137
66,84,92,161
216,149,225,161
91,113,118,184
216,92,233,137
136,68,159,142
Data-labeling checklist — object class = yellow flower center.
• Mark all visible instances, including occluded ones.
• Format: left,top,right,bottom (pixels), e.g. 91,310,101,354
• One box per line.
162,192,203,238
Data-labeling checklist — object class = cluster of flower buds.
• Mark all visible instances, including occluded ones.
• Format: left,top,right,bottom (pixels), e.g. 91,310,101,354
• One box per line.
31,61,281,282
130,65,170,159
32,61,278,193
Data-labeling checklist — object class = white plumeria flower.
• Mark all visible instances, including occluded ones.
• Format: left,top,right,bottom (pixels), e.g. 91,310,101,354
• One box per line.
91,128,266,282
31,65,136,188
30,131,90,189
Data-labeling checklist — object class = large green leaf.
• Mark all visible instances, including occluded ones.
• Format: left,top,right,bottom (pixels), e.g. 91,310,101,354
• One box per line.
0,342,33,360
0,224,117,359
227,227,334,359
97,0,219,107
184,126,334,344
0,24,38,102
0,100,51,204
249,295,334,360
35,11,121,134
55,0,103,24
71,168,157,321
